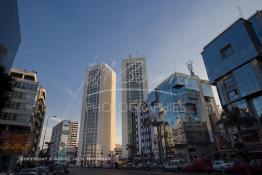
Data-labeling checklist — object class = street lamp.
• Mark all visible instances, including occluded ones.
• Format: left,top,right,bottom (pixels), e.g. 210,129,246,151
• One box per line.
41,115,56,150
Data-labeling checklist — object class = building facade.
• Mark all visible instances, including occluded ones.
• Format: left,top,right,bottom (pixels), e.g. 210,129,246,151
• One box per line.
202,10,262,157
78,64,116,165
174,118,214,162
148,71,219,160
0,0,21,71
0,68,46,171
134,102,153,159
122,56,148,158
50,120,78,163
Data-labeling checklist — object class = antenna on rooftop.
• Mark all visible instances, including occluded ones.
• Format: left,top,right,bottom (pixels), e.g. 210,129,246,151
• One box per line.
235,0,243,18
186,60,195,76
237,6,243,18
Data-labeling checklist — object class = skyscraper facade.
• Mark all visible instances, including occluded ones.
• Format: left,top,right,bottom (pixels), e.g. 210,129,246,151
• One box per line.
0,68,46,171
78,64,116,165
50,120,78,162
202,10,262,155
148,72,219,141
147,72,219,160
134,102,153,158
121,56,148,158
0,0,21,71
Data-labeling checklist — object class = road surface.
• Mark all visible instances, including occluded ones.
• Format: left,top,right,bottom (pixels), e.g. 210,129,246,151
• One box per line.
69,167,224,175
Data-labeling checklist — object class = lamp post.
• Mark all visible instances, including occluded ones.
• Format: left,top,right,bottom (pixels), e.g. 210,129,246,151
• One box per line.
41,115,56,150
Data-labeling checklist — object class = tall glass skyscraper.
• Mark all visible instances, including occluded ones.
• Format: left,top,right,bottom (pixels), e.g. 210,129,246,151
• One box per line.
121,56,148,158
78,64,116,166
0,0,21,71
202,10,262,154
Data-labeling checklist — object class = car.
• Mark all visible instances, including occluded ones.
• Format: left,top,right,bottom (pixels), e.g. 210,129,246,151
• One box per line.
224,160,262,175
224,160,249,174
127,163,136,168
183,158,212,173
136,163,143,169
103,163,112,169
212,160,233,172
249,159,262,174
164,159,185,172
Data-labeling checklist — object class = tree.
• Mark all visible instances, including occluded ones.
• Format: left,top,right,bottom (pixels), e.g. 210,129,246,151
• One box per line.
216,107,257,159
0,65,13,112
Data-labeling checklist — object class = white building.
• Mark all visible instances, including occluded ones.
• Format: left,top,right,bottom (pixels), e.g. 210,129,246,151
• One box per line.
121,55,148,158
78,64,116,165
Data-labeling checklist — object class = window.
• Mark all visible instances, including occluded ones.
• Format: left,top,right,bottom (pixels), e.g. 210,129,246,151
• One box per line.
10,72,23,79
224,76,235,90
220,44,234,59
24,75,35,81
227,90,239,101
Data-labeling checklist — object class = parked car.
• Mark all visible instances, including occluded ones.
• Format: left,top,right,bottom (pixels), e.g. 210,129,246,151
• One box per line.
224,160,262,175
103,163,112,169
183,158,212,173
249,159,262,174
224,160,249,175
164,159,185,172
151,162,159,169
127,162,136,168
136,163,143,169
212,160,233,172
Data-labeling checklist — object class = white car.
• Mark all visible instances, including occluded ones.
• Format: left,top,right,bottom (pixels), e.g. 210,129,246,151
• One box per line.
212,160,233,172
164,159,185,171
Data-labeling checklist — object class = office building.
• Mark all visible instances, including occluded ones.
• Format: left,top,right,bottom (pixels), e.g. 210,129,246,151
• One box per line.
0,0,21,71
121,56,148,158
148,71,219,160
134,102,153,159
50,120,78,162
202,10,262,156
0,68,46,171
78,64,116,165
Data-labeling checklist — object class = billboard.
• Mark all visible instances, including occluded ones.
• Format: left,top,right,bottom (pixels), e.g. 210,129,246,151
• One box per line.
0,131,33,155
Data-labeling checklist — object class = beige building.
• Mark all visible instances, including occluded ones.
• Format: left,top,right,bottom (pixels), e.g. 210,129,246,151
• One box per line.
78,64,116,165
0,68,46,170
121,56,148,158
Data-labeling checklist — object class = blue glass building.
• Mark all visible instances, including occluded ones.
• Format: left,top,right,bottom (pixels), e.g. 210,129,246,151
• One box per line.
201,11,262,155
0,0,21,71
202,10,262,120
148,72,218,135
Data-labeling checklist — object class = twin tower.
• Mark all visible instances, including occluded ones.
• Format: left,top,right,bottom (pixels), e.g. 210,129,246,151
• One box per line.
78,56,147,161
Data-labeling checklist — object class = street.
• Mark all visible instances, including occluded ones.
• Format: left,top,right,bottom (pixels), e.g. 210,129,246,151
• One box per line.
69,168,224,175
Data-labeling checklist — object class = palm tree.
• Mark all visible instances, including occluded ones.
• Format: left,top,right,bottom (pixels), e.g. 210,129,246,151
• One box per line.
143,116,167,163
216,107,257,159
0,65,13,112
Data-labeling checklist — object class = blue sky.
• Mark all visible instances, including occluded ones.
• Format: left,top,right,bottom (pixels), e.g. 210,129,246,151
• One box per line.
14,0,262,145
